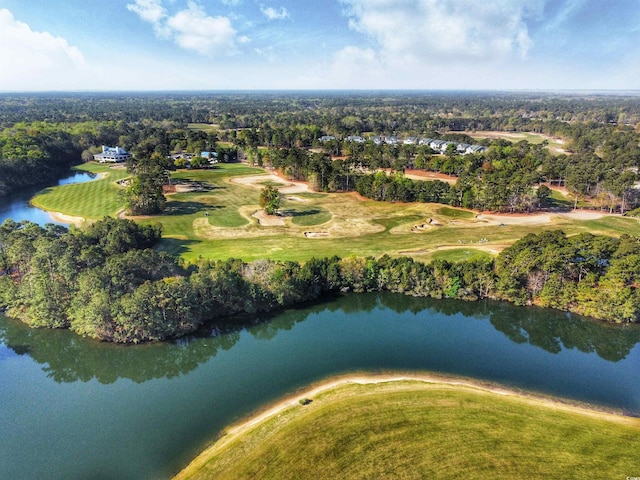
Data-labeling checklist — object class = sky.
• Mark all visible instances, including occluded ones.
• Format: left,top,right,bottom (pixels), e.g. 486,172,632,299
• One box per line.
0,0,639,92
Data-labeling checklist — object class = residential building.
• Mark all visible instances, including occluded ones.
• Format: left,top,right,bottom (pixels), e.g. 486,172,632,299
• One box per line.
94,146,132,163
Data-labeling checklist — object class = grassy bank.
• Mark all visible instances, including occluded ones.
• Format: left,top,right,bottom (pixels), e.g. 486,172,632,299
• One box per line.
31,163,129,220
175,376,640,480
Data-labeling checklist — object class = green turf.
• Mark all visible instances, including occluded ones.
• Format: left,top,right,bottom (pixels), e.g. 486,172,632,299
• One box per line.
175,380,640,480
31,163,128,219
286,206,332,227
436,206,475,219
427,248,493,262
29,163,640,263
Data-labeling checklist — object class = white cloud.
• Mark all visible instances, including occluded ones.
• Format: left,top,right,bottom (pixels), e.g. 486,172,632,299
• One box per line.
260,5,290,20
340,0,544,62
0,9,90,91
221,0,242,5
127,0,166,25
127,0,240,55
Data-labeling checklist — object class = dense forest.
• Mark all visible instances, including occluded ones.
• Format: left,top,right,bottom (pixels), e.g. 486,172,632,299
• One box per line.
1,218,639,344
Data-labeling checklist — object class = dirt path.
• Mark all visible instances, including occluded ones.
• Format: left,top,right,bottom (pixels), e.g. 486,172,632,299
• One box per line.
404,169,458,185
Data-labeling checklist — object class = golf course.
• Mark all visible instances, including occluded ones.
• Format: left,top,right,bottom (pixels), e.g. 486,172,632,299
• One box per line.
30,162,640,263
174,375,640,480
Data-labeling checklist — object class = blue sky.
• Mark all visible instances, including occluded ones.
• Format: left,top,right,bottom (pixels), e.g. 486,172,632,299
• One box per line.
0,0,638,91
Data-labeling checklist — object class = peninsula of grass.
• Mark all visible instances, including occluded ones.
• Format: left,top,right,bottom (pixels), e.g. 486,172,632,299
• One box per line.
174,376,640,480
31,163,129,220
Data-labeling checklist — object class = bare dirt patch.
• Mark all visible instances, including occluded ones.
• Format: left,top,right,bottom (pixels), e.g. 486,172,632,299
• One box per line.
252,210,286,226
404,169,458,185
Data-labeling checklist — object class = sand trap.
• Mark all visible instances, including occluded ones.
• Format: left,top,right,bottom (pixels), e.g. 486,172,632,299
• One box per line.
252,210,285,226
286,195,309,202
558,210,608,221
48,211,85,226
476,213,552,226
304,231,329,238
230,174,310,194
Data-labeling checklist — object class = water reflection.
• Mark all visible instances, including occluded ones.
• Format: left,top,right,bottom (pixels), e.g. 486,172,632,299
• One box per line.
0,170,96,225
1,293,638,385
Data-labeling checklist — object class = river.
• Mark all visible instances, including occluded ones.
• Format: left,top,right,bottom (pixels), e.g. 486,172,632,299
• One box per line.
1,293,639,479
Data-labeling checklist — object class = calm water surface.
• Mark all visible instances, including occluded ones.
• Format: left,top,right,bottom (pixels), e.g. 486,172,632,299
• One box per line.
0,170,95,225
1,293,639,480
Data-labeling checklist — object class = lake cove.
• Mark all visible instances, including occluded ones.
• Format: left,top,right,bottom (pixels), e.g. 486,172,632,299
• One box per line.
1,292,639,479
0,170,96,226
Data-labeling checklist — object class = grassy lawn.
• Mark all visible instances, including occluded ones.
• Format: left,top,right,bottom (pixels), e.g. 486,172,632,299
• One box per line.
425,248,494,263
436,206,475,219
175,379,640,480
31,163,129,219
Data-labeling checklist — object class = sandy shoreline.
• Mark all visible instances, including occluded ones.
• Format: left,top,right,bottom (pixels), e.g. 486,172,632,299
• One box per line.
223,373,636,438
176,371,638,478
47,211,85,226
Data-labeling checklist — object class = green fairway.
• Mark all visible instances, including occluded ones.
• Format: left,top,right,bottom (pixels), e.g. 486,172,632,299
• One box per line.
175,378,640,480
31,163,129,219
425,247,493,263
30,163,640,263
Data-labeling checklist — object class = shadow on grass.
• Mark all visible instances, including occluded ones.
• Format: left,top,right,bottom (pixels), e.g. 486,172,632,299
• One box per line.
281,209,322,217
169,179,217,192
156,238,201,257
163,201,212,216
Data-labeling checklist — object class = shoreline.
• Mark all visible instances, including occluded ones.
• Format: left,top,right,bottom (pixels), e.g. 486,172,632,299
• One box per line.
175,371,639,478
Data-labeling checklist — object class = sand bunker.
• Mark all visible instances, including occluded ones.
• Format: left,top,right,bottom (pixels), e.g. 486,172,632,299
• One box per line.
304,232,329,238
230,174,310,194
476,213,552,226
557,210,607,221
48,211,85,226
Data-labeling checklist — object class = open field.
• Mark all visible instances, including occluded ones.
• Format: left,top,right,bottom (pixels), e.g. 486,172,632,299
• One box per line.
470,131,568,154
174,374,640,480
32,163,640,263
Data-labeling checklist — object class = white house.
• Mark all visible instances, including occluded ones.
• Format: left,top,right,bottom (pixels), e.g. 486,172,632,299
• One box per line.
94,146,132,163
466,145,489,154
429,140,446,151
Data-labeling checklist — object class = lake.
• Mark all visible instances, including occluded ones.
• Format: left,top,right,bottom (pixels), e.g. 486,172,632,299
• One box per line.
0,170,95,225
1,292,639,480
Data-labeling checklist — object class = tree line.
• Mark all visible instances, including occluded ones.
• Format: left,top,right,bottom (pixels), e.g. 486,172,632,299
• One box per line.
1,218,638,344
